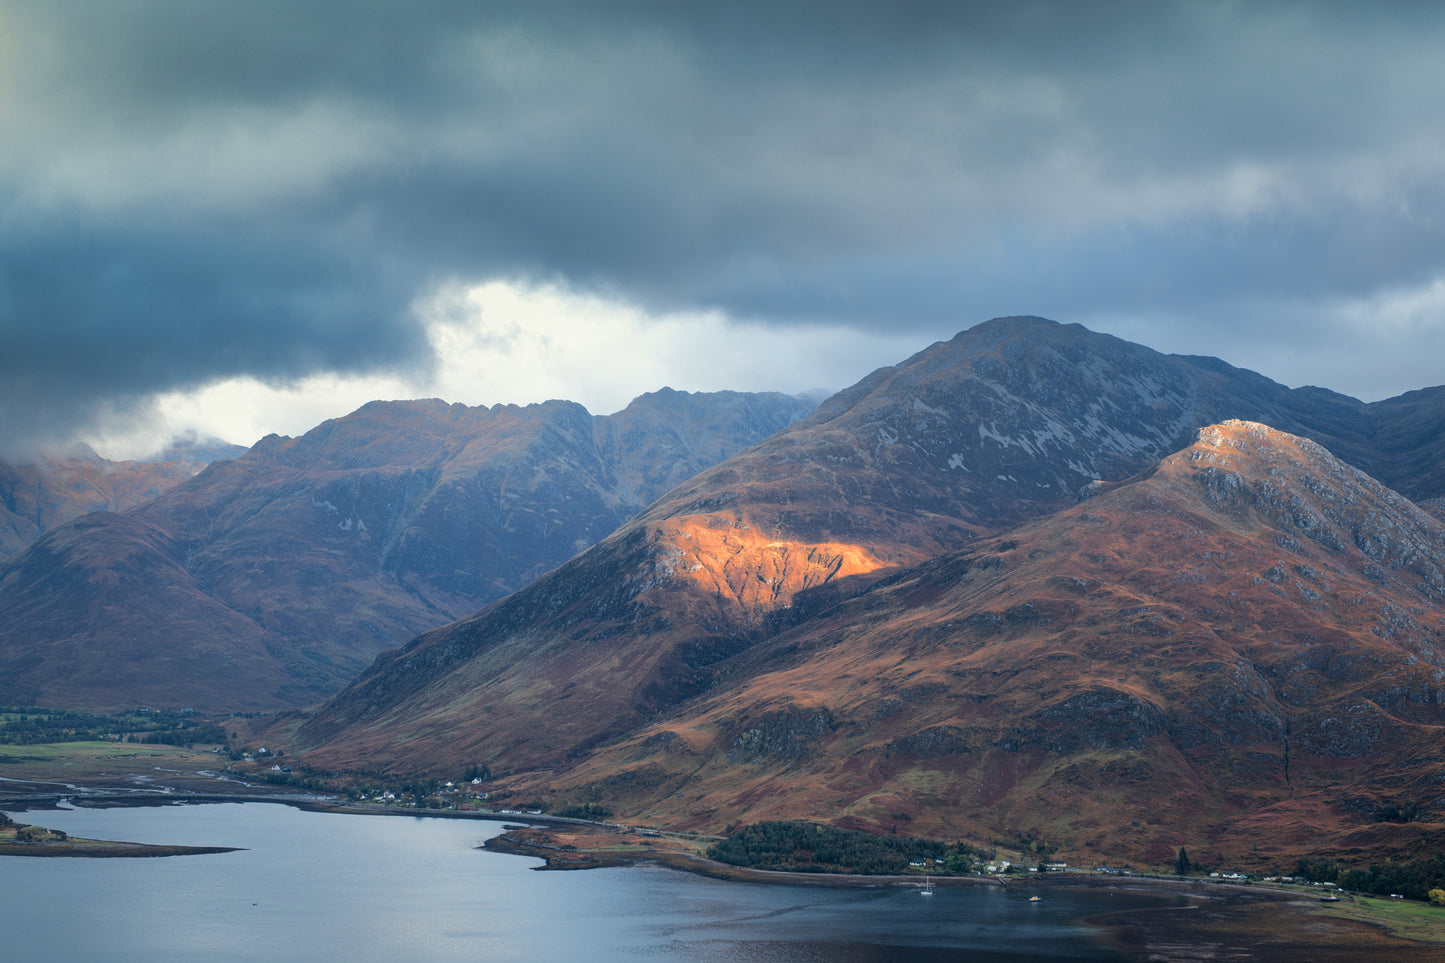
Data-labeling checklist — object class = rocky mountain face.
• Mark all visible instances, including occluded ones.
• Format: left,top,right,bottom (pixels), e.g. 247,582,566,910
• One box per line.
282,318,1445,865
0,390,813,711
0,444,242,561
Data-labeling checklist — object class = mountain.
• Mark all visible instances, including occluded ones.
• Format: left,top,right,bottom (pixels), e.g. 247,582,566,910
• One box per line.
281,318,1445,864
0,390,814,711
530,421,1445,865
0,442,243,561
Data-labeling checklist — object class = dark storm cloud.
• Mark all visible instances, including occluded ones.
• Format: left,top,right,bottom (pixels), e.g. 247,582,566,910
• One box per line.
5,1,1445,450
0,211,422,392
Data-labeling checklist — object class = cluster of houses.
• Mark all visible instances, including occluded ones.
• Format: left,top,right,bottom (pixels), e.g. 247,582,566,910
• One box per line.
361,777,495,807
905,858,1079,875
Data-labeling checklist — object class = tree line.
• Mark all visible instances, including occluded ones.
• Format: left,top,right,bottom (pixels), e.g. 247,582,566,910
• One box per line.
0,707,224,746
707,821,982,875
1293,854,1445,901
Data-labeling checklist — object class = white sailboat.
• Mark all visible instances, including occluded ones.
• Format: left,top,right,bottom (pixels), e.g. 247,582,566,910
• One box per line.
920,878,935,895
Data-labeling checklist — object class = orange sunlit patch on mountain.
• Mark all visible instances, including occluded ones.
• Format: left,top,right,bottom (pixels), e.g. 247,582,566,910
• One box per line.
648,516,889,611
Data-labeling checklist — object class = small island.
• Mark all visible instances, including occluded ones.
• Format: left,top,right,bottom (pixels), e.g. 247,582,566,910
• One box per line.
0,811,240,859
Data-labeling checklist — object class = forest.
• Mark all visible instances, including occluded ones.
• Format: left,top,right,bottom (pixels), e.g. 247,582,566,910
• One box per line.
707,821,982,875
1293,854,1445,901
0,707,226,746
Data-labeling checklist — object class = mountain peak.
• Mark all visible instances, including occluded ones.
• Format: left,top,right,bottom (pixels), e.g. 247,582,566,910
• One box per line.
962,314,1061,335
1162,420,1445,600
1193,418,1331,459
1180,418,1343,483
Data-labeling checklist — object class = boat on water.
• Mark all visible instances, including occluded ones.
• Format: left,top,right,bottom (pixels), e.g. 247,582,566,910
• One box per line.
1028,896,1043,902
920,879,935,895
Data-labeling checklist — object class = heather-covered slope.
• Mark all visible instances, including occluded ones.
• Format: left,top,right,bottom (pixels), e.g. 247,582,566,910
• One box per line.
0,390,813,711
286,318,1445,800
535,422,1445,865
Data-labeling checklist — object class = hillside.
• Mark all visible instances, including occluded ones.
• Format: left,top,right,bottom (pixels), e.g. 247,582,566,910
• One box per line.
0,390,813,711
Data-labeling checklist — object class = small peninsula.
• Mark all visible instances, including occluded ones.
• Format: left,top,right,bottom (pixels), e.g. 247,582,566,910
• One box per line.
0,811,239,858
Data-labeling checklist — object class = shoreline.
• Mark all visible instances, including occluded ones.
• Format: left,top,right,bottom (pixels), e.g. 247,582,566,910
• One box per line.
6,783,1445,958
482,822,1272,892
479,822,1445,960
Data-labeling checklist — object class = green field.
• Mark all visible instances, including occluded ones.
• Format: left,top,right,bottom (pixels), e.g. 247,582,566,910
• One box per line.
1310,893,1445,944
0,740,225,787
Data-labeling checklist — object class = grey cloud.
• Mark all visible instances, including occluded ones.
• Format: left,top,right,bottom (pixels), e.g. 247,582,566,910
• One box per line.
0,211,428,448
6,1,1445,451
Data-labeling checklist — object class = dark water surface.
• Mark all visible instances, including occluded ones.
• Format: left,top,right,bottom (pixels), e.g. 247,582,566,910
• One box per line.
0,803,1173,961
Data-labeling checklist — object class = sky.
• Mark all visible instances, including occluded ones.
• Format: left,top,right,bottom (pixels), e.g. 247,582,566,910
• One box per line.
4,1,1445,459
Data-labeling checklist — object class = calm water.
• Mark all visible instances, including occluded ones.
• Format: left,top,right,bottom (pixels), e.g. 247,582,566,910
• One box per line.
0,803,1169,961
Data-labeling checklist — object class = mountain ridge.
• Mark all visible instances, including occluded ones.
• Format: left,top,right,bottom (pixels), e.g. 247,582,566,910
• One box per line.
0,390,816,711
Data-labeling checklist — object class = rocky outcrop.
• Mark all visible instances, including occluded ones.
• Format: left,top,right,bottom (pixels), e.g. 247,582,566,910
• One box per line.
728,709,835,763
1037,687,1171,752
